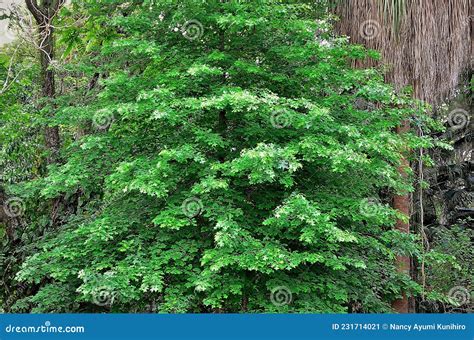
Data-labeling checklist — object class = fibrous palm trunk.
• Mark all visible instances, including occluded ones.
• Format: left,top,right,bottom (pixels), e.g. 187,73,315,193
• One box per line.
333,0,473,313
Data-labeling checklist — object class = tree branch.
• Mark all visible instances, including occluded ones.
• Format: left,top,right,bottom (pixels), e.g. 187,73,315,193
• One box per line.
24,0,44,23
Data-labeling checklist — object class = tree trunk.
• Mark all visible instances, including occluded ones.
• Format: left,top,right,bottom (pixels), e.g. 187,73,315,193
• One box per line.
26,0,62,164
391,121,411,313
26,0,64,226
39,24,60,163
333,0,472,313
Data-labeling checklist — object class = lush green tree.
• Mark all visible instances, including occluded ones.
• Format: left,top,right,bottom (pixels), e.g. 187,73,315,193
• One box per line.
2,0,446,313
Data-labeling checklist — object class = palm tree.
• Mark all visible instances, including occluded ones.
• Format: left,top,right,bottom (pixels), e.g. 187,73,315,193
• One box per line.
333,0,472,313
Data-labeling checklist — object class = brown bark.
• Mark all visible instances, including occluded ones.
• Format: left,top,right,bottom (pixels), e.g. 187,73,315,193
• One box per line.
330,0,473,313
391,120,411,313
25,0,64,227
39,23,60,161
25,0,63,164
241,295,248,312
333,0,472,106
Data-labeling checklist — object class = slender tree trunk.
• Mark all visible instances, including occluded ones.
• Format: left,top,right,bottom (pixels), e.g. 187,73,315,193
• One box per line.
26,0,64,226
391,122,411,313
39,24,60,163
26,0,62,164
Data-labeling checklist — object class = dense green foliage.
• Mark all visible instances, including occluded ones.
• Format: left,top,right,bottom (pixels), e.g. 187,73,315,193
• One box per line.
424,223,473,311
1,0,454,313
